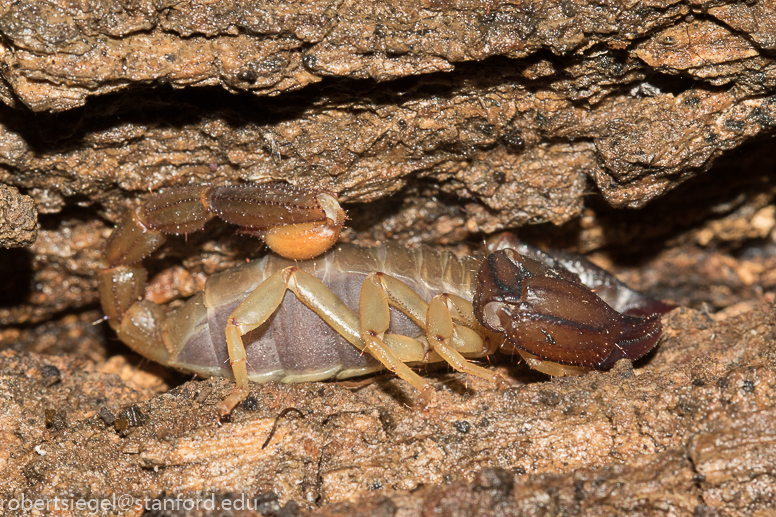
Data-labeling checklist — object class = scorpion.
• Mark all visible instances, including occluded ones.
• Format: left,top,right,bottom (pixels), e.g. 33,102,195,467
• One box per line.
99,182,674,417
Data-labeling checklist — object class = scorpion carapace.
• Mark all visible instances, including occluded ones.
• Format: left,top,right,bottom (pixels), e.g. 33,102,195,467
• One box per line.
99,183,675,417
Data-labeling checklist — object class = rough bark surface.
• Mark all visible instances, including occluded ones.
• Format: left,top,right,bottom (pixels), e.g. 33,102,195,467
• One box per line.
0,1,775,516
0,184,36,247
1,304,775,516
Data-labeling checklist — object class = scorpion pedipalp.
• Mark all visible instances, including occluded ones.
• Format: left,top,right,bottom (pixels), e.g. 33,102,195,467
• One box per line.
474,248,669,373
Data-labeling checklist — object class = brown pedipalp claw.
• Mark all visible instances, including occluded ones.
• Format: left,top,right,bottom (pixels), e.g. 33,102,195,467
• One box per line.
475,249,668,370
596,312,663,368
472,250,525,330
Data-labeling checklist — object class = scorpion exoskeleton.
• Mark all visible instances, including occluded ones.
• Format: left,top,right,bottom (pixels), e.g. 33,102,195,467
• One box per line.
99,182,675,417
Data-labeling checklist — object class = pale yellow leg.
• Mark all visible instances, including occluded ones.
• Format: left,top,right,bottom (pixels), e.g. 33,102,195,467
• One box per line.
432,293,503,356
365,275,486,357
376,274,429,326
219,266,369,417
383,334,431,362
218,267,430,416
218,271,288,417
219,267,506,417
426,294,508,388
359,275,435,406
371,275,501,357
517,350,590,377
363,273,509,401
368,274,500,359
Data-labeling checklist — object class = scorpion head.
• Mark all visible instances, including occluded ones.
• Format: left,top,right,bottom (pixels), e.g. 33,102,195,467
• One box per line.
474,249,664,370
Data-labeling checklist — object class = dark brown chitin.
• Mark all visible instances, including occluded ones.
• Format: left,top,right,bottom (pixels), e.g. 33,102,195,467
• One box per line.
206,183,331,229
474,249,672,369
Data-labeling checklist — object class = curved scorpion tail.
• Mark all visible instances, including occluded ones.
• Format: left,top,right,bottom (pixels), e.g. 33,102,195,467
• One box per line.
98,265,170,365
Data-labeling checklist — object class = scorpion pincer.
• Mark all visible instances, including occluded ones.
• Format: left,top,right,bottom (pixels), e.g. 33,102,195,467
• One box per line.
99,182,674,417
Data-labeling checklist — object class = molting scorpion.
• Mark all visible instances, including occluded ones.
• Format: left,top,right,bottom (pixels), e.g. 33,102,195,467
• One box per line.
99,182,675,417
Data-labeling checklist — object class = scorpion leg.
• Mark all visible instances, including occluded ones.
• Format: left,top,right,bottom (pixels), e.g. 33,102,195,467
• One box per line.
362,273,507,401
218,267,430,417
359,275,436,406
426,294,509,388
219,270,289,417
515,350,590,377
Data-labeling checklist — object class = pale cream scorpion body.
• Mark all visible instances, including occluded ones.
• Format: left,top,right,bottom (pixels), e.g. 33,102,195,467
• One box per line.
99,183,672,417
